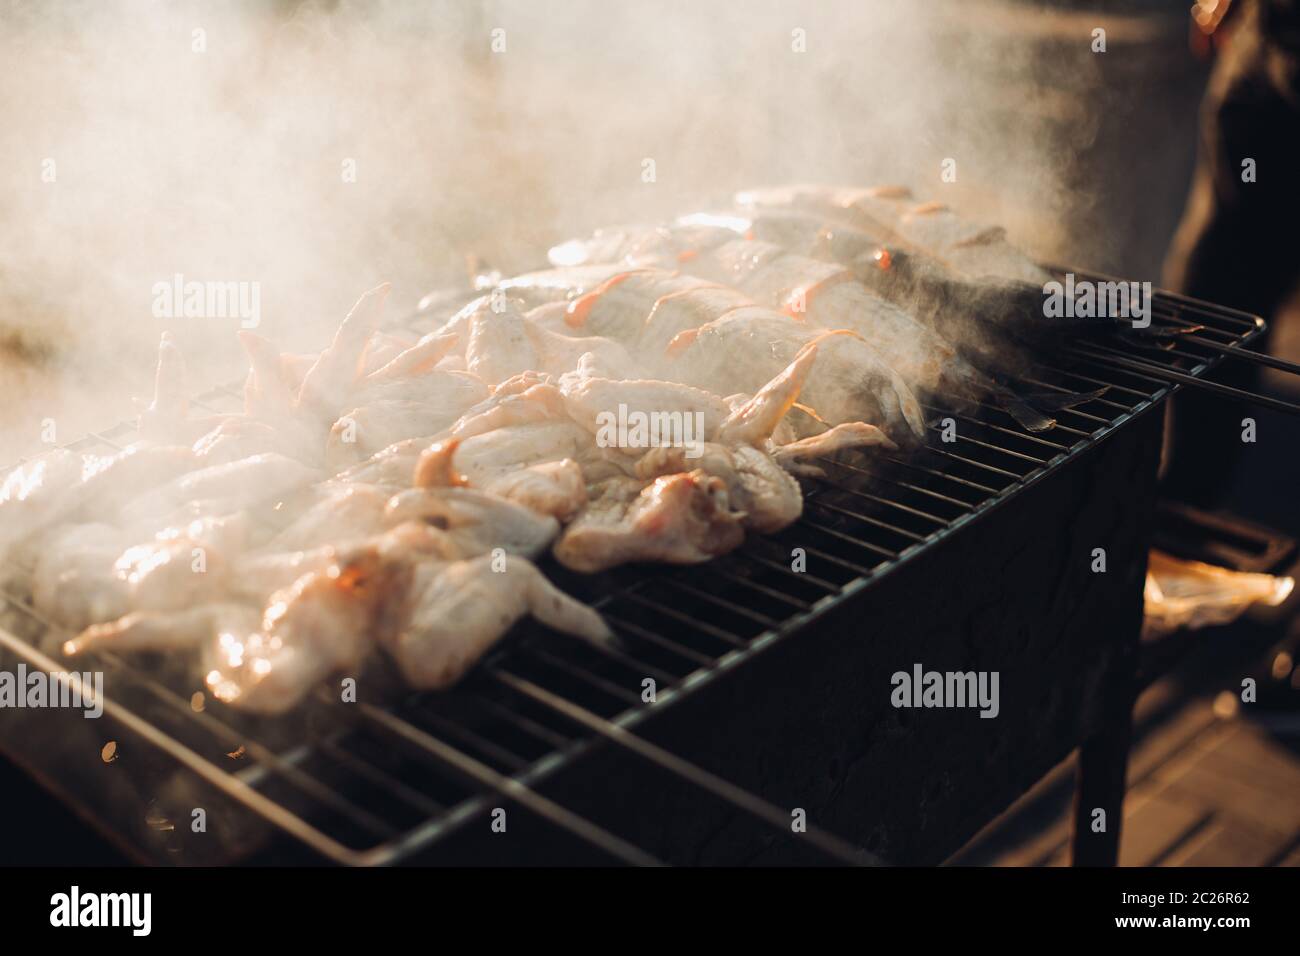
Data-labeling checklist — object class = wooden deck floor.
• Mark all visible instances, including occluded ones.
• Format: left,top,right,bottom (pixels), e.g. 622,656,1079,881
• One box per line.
952,609,1300,867
1057,719,1300,867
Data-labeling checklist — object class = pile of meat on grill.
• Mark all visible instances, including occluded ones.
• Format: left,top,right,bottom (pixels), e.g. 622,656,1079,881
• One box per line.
0,184,1066,714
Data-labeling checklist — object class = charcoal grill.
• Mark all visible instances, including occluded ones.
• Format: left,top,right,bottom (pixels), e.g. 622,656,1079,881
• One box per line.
0,270,1267,865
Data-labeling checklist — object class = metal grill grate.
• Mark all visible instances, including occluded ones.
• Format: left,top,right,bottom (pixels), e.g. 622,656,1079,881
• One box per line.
0,269,1266,865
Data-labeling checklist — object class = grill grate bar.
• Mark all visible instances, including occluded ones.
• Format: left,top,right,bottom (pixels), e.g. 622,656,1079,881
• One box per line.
1028,358,1152,393
520,647,645,708
920,404,1075,452
728,550,842,595
490,669,873,865
621,592,752,648
1070,345,1300,417
1036,262,1259,330
662,577,783,628
705,562,815,611
1083,337,1209,370
807,499,928,543
353,703,663,866
1012,373,1129,416
928,427,1053,468
0,622,372,864
0,584,402,842
407,702,534,773
797,518,900,560
600,611,718,667
574,630,680,686
1110,339,1208,365
1155,293,1258,327
882,456,1002,496
314,737,448,818
1160,319,1233,343
1063,347,1175,386
820,457,978,511
920,446,1021,482
807,476,951,526
463,692,575,751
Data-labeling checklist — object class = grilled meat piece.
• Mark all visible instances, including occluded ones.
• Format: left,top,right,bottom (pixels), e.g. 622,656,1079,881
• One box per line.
502,266,922,440
734,185,1052,285
379,554,610,690
663,313,925,438
0,444,199,559
14,180,1078,717
482,459,588,523
262,484,392,553
553,471,746,573
65,602,263,658
386,486,561,560
634,443,802,534
118,453,319,525
547,221,986,403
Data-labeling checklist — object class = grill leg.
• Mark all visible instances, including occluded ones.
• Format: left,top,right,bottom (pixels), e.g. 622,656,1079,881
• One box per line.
1069,693,1134,867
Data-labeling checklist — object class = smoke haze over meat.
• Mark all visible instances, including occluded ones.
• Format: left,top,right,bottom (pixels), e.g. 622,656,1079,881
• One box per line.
0,0,1125,458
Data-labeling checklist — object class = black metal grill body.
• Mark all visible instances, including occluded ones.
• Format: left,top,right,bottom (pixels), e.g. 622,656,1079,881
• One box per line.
0,274,1264,865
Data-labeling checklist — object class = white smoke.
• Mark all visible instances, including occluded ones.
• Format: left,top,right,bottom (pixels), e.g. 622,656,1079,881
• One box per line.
0,0,1111,457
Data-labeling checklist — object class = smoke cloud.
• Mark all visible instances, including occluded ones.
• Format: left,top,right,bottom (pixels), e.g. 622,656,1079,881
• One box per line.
0,0,1114,456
